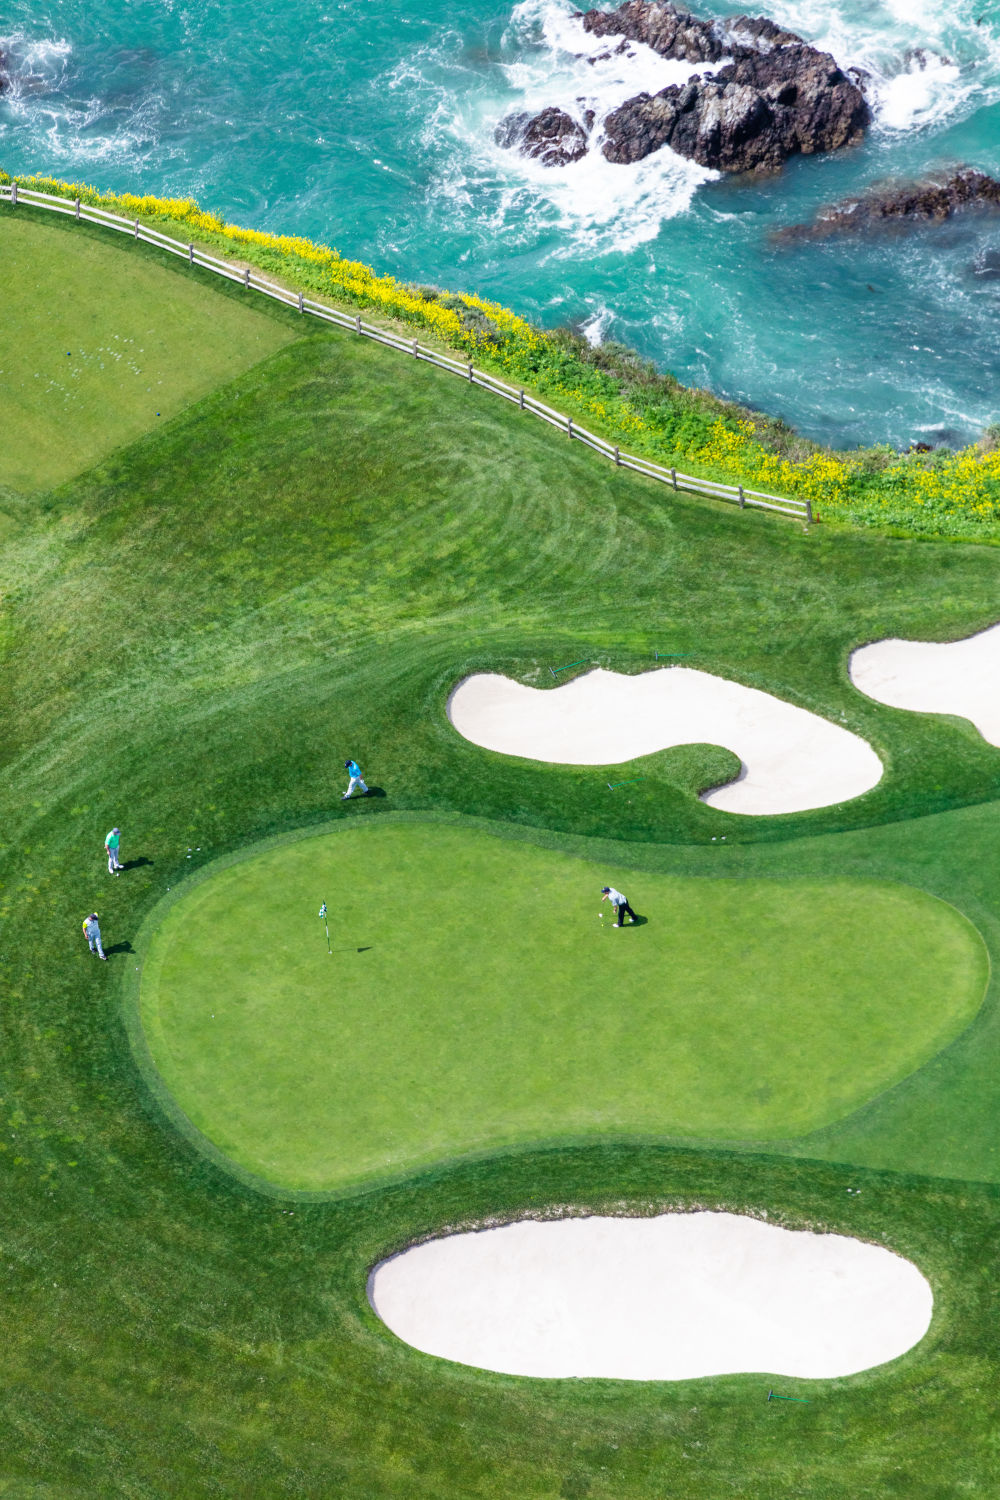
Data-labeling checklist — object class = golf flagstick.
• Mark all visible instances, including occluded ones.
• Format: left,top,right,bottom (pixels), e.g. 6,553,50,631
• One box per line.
318,902,332,954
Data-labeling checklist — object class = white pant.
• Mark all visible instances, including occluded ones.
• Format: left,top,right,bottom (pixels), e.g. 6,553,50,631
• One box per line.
107,847,122,873
88,934,105,958
343,776,368,798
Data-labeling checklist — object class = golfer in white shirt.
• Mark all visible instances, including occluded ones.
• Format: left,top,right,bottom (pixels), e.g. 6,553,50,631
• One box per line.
601,885,638,927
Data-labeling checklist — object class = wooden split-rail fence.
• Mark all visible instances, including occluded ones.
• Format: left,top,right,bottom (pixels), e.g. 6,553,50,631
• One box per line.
0,180,811,524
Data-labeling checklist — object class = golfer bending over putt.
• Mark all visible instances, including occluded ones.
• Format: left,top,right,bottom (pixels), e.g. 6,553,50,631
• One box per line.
601,885,638,927
82,913,107,961
342,759,369,799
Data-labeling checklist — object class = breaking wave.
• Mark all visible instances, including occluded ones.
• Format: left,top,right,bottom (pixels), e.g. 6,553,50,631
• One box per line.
384,0,1000,277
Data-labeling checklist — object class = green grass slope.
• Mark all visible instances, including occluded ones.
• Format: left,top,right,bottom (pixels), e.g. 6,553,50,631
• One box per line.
135,819,987,1192
0,212,294,493
2,203,1000,1495
6,300,1000,842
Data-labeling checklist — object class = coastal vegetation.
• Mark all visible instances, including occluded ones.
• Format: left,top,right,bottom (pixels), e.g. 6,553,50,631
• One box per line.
4,169,999,542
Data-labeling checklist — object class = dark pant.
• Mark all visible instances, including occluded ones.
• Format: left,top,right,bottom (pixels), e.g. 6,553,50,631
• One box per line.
615,901,637,926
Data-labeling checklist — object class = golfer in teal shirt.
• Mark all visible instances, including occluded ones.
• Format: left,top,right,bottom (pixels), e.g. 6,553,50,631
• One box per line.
342,760,369,799
105,827,122,876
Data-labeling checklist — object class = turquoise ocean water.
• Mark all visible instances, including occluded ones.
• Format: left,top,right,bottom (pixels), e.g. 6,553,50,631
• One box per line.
2,0,999,447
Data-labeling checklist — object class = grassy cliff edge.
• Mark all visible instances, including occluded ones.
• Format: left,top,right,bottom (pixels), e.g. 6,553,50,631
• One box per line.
4,167,1000,542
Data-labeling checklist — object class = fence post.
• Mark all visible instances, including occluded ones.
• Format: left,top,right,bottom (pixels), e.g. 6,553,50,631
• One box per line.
468,361,473,382
134,219,139,239
519,389,525,410
188,243,194,264
11,181,16,206
243,267,250,288
355,313,361,333
671,467,677,491
567,416,573,440
298,290,304,313
412,339,418,358
805,499,813,525
75,197,81,220
614,446,620,466
738,485,745,509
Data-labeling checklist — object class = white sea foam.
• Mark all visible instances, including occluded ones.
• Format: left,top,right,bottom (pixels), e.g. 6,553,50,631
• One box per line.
0,31,174,171
502,0,706,103
387,0,1000,278
762,0,1000,133
876,55,965,132
386,0,720,258
496,0,723,248
0,33,73,101
580,302,614,345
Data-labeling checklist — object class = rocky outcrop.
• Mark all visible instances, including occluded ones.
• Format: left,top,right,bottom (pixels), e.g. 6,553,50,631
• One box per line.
723,14,804,53
494,107,592,167
602,47,867,171
773,169,1000,243
581,2,803,62
582,0,727,63
496,0,868,174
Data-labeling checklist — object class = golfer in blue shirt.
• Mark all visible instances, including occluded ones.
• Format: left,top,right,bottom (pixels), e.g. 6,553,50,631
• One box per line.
342,759,369,799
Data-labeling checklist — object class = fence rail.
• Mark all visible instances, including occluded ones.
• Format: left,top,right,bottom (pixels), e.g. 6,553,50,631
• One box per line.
0,181,811,523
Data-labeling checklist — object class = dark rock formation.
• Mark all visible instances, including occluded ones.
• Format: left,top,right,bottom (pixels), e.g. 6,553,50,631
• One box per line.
498,0,868,175
723,14,803,53
582,0,727,63
773,169,1000,244
581,2,803,61
599,9,868,171
494,107,591,167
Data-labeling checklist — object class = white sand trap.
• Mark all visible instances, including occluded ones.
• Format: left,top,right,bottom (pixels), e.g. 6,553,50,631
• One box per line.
448,668,882,815
851,623,1000,745
370,1212,932,1381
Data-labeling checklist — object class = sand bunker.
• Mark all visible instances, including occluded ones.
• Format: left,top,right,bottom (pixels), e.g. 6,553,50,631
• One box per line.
448,668,881,815
370,1212,932,1381
851,624,1000,745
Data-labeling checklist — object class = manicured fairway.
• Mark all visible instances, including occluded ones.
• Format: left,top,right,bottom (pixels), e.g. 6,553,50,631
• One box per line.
136,821,988,1191
0,211,294,492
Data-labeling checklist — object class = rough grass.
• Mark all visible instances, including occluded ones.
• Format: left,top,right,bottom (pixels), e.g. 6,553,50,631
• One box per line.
0,211,293,492
3,215,1000,1495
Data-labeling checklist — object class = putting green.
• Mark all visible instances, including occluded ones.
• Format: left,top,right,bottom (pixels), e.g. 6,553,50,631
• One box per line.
136,822,988,1192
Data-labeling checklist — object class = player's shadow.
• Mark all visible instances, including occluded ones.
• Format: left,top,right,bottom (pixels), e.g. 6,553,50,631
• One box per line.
361,786,387,798
105,941,135,956
121,857,153,871
619,915,649,929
